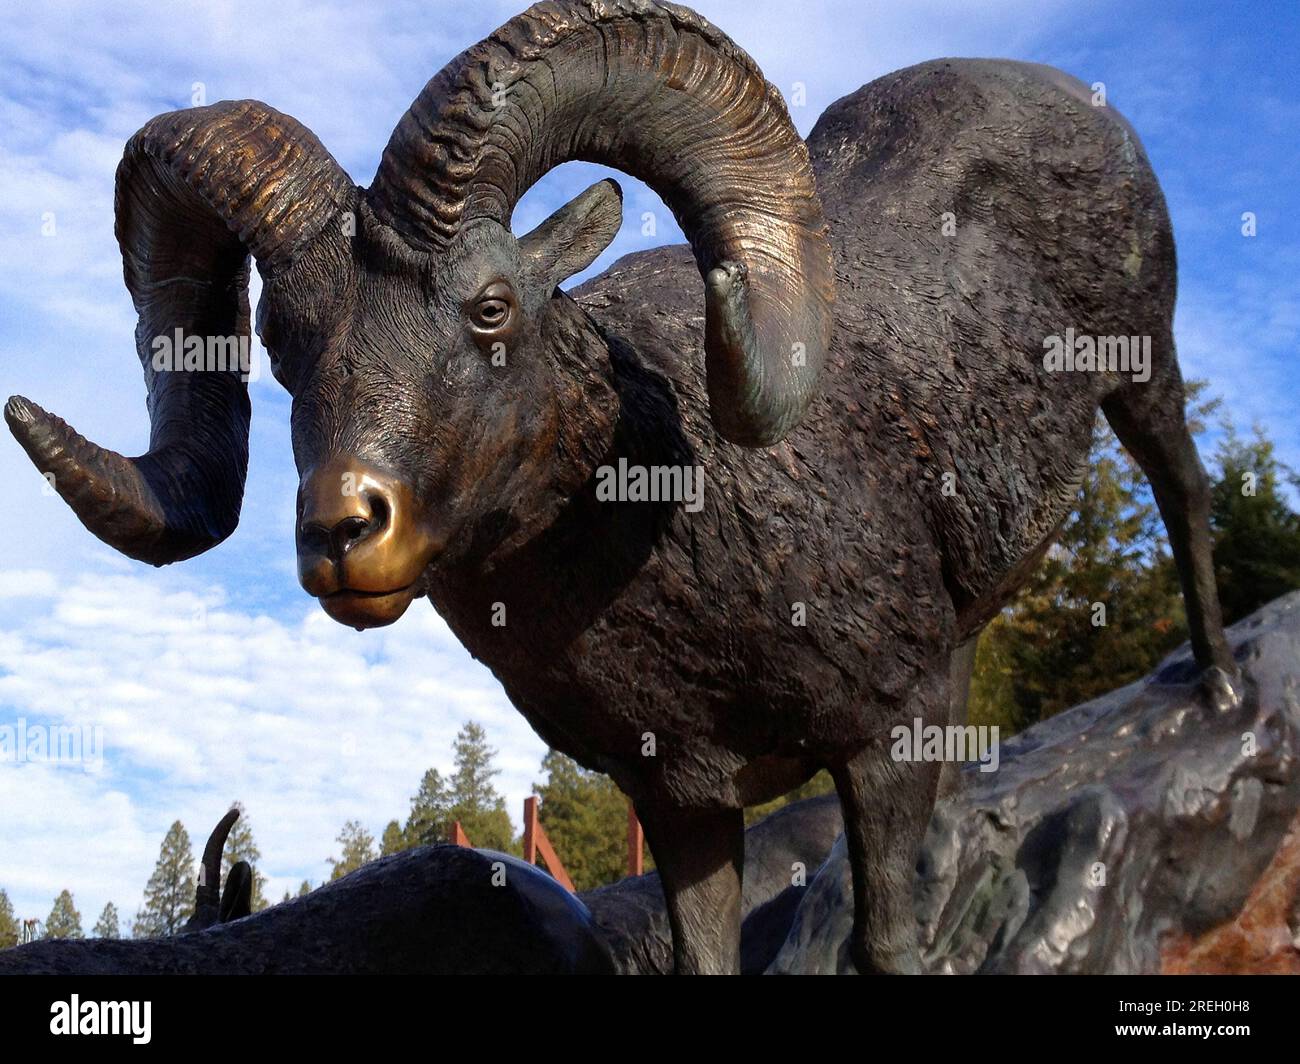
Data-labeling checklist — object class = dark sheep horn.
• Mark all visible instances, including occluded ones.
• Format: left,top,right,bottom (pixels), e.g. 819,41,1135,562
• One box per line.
6,100,353,565
189,807,241,931
368,0,834,447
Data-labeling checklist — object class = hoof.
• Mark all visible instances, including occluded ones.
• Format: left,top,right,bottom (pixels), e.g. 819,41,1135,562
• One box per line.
1200,666,1243,714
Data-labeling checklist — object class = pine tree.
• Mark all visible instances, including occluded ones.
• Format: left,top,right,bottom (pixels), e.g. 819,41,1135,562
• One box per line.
1211,424,1300,624
327,821,376,880
282,879,313,904
380,819,407,856
447,722,516,852
222,801,268,912
134,820,195,938
92,901,120,939
44,890,83,939
532,751,630,890
403,767,452,847
0,888,19,949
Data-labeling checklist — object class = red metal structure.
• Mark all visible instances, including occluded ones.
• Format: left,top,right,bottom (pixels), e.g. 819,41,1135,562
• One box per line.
522,796,576,892
449,798,647,889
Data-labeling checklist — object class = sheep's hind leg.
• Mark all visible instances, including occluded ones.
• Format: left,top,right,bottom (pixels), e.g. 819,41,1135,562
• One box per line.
831,675,944,974
1101,341,1239,706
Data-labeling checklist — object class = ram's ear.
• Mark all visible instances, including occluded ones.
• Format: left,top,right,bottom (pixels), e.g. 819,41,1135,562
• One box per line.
519,178,623,291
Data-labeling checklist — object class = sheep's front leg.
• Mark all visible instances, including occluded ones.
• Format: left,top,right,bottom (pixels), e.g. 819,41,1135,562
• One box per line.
832,678,945,974
637,801,745,974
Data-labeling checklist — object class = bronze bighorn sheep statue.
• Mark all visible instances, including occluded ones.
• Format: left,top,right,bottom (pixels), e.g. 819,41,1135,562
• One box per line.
7,0,1237,974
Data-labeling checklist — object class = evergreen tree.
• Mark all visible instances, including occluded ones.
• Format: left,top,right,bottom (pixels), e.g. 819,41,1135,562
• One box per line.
0,888,19,949
327,821,376,880
1211,424,1300,623
298,880,312,897
447,722,516,852
134,820,195,937
92,901,120,939
44,890,83,939
222,801,268,912
532,751,629,890
380,819,407,856
403,768,452,847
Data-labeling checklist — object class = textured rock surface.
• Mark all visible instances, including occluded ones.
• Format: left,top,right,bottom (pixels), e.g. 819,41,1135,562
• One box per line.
770,592,1300,974
1161,811,1300,974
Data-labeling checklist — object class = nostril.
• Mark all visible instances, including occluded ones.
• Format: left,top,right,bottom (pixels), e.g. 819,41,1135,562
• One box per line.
297,462,401,568
332,515,373,556
299,522,332,556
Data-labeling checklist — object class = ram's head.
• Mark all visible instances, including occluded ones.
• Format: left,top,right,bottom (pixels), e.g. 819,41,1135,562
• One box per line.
6,0,834,630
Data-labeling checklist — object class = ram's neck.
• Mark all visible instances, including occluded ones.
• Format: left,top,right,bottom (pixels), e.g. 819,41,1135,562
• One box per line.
541,293,626,506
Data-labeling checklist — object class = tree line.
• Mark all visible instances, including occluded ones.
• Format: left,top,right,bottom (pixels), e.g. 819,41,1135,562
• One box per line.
3,391,1296,948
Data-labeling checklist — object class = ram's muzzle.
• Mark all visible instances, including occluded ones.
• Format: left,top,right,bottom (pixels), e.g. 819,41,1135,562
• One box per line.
294,455,442,628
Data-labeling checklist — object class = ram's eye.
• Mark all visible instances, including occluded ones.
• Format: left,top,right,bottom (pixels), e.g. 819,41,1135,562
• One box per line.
468,282,517,337
474,298,510,329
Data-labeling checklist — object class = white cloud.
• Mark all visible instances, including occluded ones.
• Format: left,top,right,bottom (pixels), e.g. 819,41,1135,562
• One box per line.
0,570,59,598
0,567,547,923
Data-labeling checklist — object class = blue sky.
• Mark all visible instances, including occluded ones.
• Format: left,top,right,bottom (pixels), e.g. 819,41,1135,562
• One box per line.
0,0,1295,927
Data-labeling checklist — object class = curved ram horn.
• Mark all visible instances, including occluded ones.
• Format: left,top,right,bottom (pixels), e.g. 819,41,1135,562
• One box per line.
6,101,353,565
369,0,834,447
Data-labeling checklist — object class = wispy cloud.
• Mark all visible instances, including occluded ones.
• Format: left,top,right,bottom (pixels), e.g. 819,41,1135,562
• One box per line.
0,567,546,919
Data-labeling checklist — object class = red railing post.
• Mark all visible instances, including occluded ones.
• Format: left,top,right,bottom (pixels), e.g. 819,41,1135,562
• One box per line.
523,795,539,865
524,796,576,893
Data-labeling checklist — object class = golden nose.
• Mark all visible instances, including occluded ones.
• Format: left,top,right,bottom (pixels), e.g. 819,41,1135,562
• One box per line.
296,456,435,600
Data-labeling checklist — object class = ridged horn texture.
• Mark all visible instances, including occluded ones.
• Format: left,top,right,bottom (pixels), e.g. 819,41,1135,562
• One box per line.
5,101,353,565
368,0,834,446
